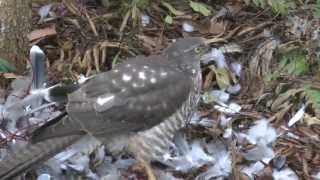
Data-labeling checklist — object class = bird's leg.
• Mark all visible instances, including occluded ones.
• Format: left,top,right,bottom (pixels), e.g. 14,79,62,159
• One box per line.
143,162,156,180
132,161,156,180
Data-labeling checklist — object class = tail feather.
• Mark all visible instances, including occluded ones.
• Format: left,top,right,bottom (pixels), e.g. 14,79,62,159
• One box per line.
0,135,82,180
30,45,80,104
30,45,47,90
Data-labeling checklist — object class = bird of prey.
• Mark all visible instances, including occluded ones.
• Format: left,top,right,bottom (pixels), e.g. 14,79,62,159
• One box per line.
0,37,208,179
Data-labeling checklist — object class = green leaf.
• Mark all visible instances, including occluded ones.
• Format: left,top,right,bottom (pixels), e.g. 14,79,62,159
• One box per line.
164,15,173,24
111,51,121,68
269,0,295,14
0,57,16,73
305,88,320,108
286,57,308,76
252,0,267,8
265,70,280,82
214,67,231,89
316,0,320,18
135,0,150,9
251,0,295,14
304,87,320,118
161,1,184,16
279,57,288,69
279,51,308,76
189,1,211,16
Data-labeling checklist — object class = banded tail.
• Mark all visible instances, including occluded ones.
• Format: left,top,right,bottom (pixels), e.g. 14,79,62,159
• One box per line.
0,135,81,180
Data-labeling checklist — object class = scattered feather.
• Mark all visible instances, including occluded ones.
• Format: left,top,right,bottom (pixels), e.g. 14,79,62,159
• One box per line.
66,153,90,172
162,133,214,172
241,161,266,179
288,104,306,127
272,156,287,170
245,119,277,145
220,115,232,127
312,171,320,180
91,145,106,165
196,142,231,179
207,90,230,103
272,168,299,180
78,74,91,84
223,128,232,139
141,14,150,27
230,62,242,76
190,113,215,127
54,149,78,163
182,22,195,32
38,4,52,22
5,77,31,107
227,84,241,94
37,173,51,180
201,48,227,68
95,156,133,179
286,132,300,139
243,143,274,163
214,102,241,114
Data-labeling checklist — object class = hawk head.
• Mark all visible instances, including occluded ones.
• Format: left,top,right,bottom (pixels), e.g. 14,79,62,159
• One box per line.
163,37,208,74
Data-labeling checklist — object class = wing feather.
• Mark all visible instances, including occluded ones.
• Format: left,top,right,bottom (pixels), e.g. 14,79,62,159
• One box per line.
32,56,192,143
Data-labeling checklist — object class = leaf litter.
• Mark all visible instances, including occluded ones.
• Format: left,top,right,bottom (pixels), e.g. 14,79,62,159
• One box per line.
1,0,320,179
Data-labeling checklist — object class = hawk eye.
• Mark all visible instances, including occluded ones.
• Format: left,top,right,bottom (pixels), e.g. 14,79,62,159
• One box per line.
194,47,201,53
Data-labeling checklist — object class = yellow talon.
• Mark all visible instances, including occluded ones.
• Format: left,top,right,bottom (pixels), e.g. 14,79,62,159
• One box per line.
131,162,156,180
144,162,156,180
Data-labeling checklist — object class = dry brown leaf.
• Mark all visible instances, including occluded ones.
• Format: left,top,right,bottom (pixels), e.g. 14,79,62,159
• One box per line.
120,10,131,34
249,39,279,77
203,70,215,91
101,47,107,65
237,22,273,37
136,35,158,53
85,11,98,37
304,113,320,126
93,46,100,72
82,49,92,72
198,20,228,35
271,89,303,111
63,0,81,16
61,40,73,51
270,104,292,124
209,20,228,35
28,26,57,41
2,73,22,79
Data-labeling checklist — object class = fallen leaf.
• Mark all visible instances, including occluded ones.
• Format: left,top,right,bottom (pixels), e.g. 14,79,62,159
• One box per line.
28,26,57,41
0,58,16,73
271,88,303,111
249,39,279,77
164,15,173,24
209,20,228,35
161,1,185,16
214,67,231,89
303,113,320,126
189,1,211,16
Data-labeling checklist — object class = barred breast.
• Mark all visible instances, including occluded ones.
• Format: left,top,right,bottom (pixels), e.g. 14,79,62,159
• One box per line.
128,70,202,162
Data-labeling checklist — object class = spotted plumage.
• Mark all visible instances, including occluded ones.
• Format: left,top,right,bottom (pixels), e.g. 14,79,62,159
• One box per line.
0,37,207,179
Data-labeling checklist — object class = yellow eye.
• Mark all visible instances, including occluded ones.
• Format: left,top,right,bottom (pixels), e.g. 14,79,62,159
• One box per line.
194,47,201,53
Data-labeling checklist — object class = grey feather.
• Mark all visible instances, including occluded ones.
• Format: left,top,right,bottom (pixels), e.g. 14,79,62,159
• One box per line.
0,37,207,179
